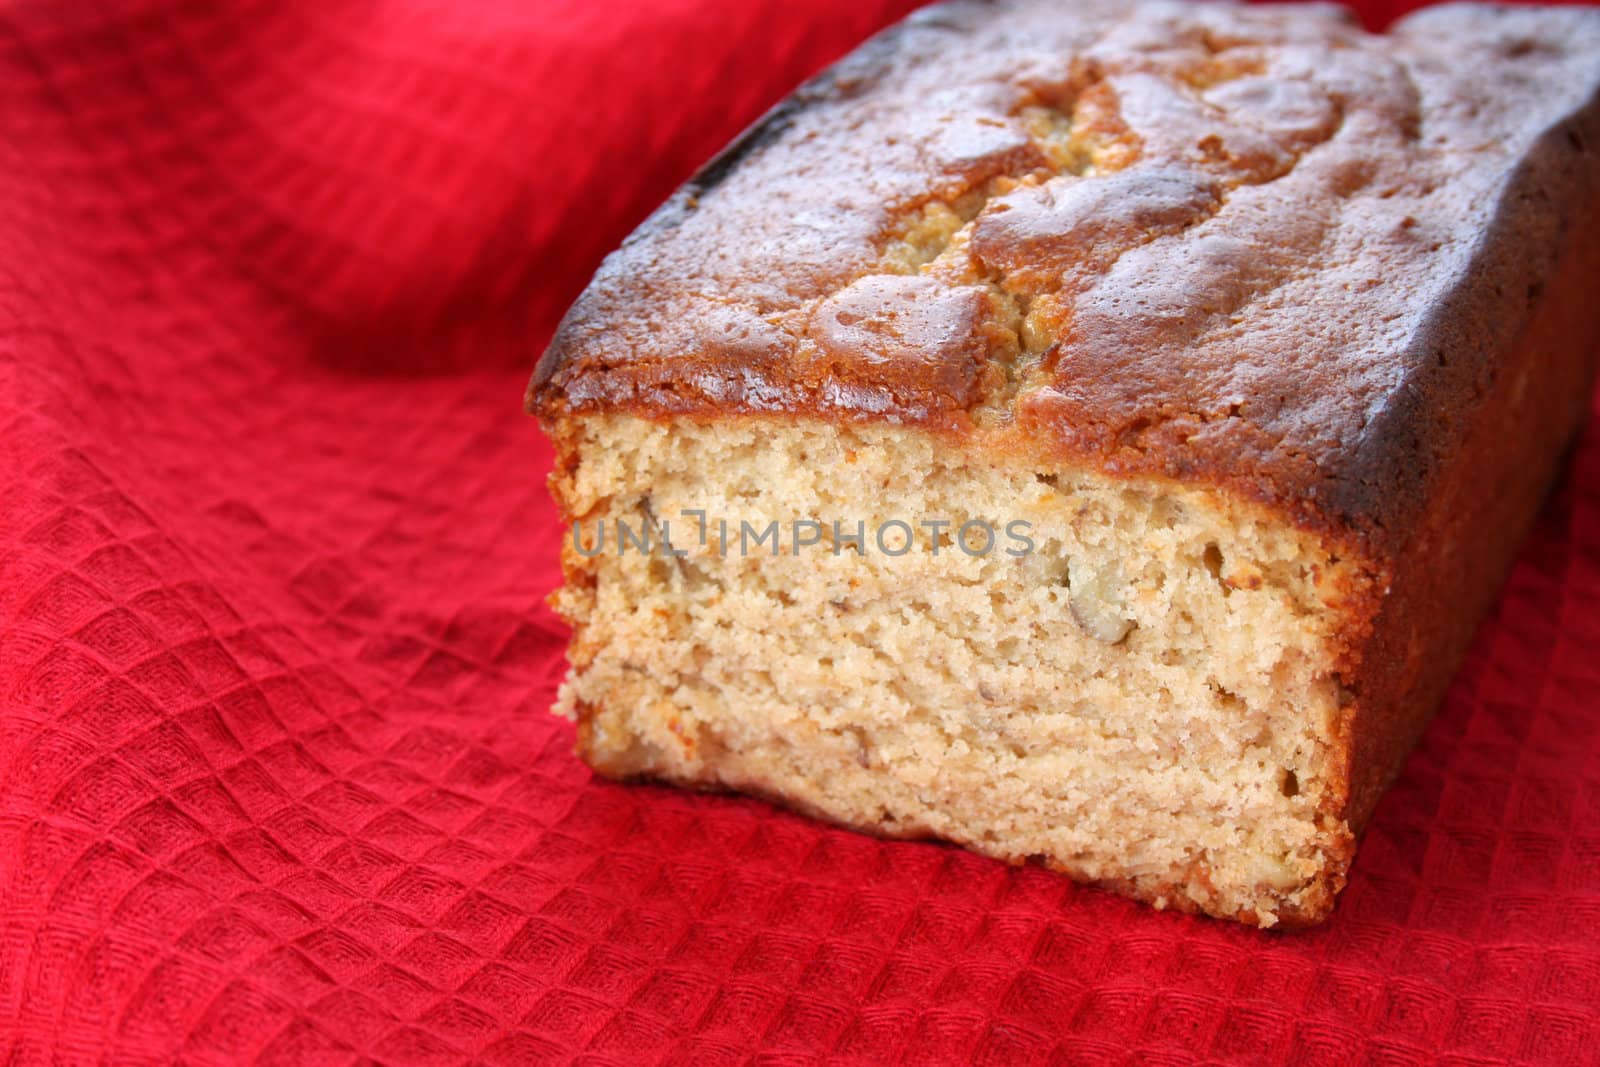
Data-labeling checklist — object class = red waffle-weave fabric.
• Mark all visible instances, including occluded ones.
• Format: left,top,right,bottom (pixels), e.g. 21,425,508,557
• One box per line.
2,1,1598,1063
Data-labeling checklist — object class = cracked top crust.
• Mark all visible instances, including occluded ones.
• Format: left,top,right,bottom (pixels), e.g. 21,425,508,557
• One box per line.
529,0,1600,551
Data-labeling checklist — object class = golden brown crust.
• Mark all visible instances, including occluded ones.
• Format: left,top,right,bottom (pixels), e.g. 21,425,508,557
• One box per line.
530,0,1600,550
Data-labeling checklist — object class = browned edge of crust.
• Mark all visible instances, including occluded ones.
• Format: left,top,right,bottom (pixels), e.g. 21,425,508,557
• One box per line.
1335,170,1600,841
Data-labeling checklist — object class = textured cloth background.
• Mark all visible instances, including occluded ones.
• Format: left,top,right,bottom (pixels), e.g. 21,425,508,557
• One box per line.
2,0,1597,1063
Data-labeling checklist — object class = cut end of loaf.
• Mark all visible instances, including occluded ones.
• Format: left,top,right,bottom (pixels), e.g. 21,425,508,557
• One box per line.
546,414,1373,926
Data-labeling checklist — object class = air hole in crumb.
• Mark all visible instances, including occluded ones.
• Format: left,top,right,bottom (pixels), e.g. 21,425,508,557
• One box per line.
673,557,714,592
1210,682,1243,711
849,727,872,768
1280,770,1300,797
1203,543,1227,594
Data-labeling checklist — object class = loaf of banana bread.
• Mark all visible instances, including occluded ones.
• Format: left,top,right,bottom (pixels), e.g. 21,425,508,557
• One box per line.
528,0,1600,926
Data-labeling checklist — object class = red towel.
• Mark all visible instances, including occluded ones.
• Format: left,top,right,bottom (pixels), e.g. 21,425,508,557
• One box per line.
2,1,1597,1062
